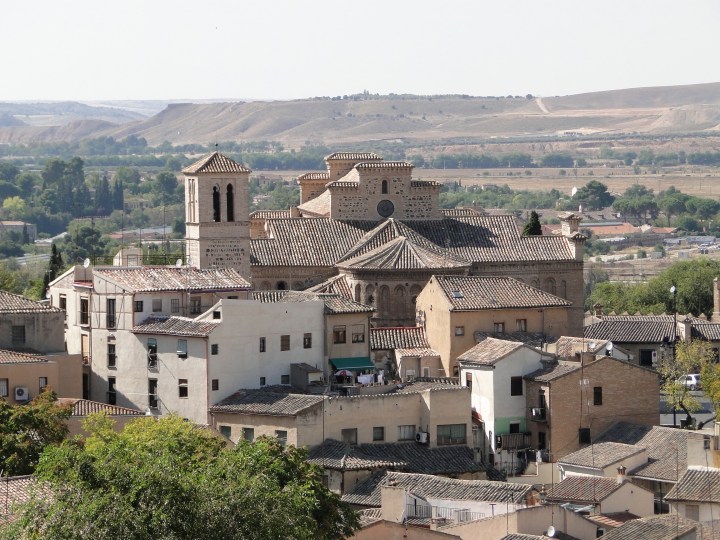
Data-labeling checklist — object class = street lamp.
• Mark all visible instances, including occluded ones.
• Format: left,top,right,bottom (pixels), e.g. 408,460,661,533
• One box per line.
670,285,678,427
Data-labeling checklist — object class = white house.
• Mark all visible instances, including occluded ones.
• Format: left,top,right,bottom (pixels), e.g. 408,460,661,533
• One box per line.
666,466,720,523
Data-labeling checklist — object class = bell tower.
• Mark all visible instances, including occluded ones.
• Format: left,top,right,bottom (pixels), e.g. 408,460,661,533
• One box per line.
182,152,251,277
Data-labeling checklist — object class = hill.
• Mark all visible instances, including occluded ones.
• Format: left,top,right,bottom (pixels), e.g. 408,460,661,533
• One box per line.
0,83,719,146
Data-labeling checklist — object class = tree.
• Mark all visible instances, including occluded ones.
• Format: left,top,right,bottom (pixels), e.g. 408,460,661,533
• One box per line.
660,340,715,427
2,415,359,540
522,210,542,236
0,389,70,476
613,184,658,225
572,180,614,211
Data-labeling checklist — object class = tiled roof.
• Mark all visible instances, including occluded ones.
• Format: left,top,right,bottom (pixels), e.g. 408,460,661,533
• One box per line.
524,361,581,382
390,379,463,393
341,471,529,508
475,331,552,348
584,315,675,343
558,442,646,470
307,274,354,299
0,476,37,521
296,172,330,181
249,209,292,219
433,275,571,310
56,398,144,417
310,440,481,477
0,349,47,364
209,388,324,416
182,151,251,174
584,512,639,529
337,236,469,271
251,215,576,268
132,316,219,337
370,327,429,350
396,347,440,358
297,189,331,217
545,476,622,503
326,152,383,161
554,336,613,358
0,290,63,313
457,337,527,366
250,290,372,314
692,321,720,341
318,293,374,314
602,515,697,540
93,267,251,292
352,161,411,170
665,466,720,503
595,422,689,483
358,507,383,527
442,208,483,217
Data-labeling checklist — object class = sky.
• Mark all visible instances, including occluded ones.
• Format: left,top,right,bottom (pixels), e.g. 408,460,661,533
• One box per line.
3,0,719,102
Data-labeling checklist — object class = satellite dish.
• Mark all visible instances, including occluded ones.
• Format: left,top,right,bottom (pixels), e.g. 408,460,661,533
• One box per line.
547,525,556,537
175,259,183,268
83,258,90,268
45,291,51,299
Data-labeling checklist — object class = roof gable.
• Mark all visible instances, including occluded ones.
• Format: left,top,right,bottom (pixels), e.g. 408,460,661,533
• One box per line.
370,327,429,350
457,337,528,365
93,267,251,293
559,442,646,470
182,151,251,174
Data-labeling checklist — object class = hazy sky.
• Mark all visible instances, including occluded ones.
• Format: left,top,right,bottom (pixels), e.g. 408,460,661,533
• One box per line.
4,0,719,102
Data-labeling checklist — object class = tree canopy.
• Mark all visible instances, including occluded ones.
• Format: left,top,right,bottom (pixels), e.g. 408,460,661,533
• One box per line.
522,210,542,236
2,415,359,540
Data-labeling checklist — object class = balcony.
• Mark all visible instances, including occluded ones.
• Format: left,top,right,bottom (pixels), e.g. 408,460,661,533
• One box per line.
530,407,547,422
496,432,531,450
406,504,484,524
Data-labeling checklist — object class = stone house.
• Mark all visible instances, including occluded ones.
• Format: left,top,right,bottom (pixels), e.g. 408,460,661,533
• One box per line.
557,442,649,481
523,356,659,462
665,466,720,523
417,275,571,376
370,326,440,381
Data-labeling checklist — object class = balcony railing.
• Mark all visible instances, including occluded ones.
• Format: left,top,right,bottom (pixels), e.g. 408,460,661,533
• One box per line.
530,407,547,422
406,504,485,524
497,432,531,450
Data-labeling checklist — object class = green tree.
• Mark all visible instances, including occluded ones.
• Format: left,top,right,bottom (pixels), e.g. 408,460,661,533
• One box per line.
522,210,542,236
0,389,70,476
2,415,359,540
660,340,715,426
572,180,614,211
613,184,658,225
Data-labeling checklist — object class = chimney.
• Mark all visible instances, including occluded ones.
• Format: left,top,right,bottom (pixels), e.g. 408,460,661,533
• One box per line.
593,303,603,319
679,316,692,342
616,465,627,484
714,278,720,321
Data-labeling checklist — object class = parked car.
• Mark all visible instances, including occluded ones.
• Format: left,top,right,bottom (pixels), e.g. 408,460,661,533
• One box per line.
684,374,701,391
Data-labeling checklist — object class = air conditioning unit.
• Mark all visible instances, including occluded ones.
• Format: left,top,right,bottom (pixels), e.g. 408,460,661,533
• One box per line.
14,386,29,402
415,431,428,444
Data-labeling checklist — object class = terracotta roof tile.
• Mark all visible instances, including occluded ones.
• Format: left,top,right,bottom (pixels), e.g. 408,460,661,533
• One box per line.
559,442,646,470
0,349,47,364
390,379,463,393
132,316,219,337
354,161,413,171
434,275,571,310
250,290,372,314
0,476,38,521
307,274,355,299
341,470,528,507
56,398,144,416
584,512,639,529
584,315,675,343
602,515,697,540
297,188,331,217
296,172,330,181
546,476,623,503
457,338,527,365
665,466,720,503
182,152,251,174
325,152,383,161
93,267,251,293
396,347,440,357
0,290,63,314
524,361,582,382
210,388,324,416
370,327,429,350
554,336,613,358
249,209,292,219
337,236,469,271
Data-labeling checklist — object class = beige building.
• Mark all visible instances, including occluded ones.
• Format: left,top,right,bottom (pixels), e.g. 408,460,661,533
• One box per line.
417,275,571,376
57,398,145,437
524,356,659,462
665,466,720,523
369,326,440,381
0,349,83,403
546,474,655,517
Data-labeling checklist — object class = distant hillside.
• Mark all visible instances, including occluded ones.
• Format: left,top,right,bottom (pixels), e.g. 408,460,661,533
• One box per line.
0,83,719,146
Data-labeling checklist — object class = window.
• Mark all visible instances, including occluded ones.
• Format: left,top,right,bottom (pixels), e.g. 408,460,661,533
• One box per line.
242,427,255,441
178,379,188,398
190,296,201,314
39,377,48,393
152,299,162,313
59,295,67,310
686,504,700,521
538,431,547,450
148,379,158,408
226,184,234,222
211,379,219,391
303,333,312,349
0,378,7,397
579,427,591,444
455,326,465,336
219,425,231,438
211,344,219,355
108,343,116,368
509,422,520,434
465,372,472,389
106,298,116,328
213,310,221,320
276,430,287,446
373,426,385,441
259,337,266,353
260,377,266,386
280,335,290,351
80,298,89,325
639,349,654,367
281,374,290,385
147,338,158,368
341,428,358,445
11,325,25,345
493,322,505,333
352,325,365,343
134,300,144,313
177,339,188,358
171,299,180,313
398,425,416,441
510,376,523,396
108,377,116,405
406,369,416,381
212,186,221,222
437,424,467,445
593,386,603,406
381,179,388,194
333,325,346,344
516,319,527,332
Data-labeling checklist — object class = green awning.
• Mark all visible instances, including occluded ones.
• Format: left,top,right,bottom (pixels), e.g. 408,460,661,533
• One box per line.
330,357,374,370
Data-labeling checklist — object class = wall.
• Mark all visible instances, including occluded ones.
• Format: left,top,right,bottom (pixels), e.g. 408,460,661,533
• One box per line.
0,354,83,403
602,481,654,516
0,310,66,353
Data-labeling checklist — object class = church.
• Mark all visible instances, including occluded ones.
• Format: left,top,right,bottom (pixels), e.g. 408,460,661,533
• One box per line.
182,151,585,335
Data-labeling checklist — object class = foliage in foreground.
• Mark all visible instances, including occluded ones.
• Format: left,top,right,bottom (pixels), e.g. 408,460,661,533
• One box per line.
660,340,716,425
2,415,359,540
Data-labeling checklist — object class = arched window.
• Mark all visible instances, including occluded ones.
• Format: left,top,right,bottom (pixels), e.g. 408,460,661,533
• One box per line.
381,180,388,194
544,278,556,295
365,285,375,306
212,186,221,222
355,284,361,303
410,284,422,305
560,280,567,298
379,285,390,317
226,185,234,222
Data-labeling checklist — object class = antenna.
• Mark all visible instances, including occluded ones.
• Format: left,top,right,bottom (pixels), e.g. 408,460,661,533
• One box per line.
547,525,556,537
83,258,90,268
